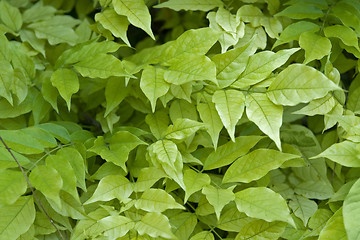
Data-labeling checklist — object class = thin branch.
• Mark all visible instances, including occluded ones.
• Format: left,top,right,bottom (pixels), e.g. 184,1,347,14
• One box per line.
0,136,66,240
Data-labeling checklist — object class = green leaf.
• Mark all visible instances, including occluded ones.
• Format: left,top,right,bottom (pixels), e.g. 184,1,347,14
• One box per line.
267,64,341,106
0,60,15,104
212,89,245,141
0,169,26,205
313,140,360,167
0,129,44,154
275,3,324,19
203,135,263,170
37,123,71,143
234,220,287,240
135,212,176,239
318,208,347,240
0,146,30,169
135,188,185,212
343,178,360,240
95,8,130,46
324,25,360,51
184,169,211,203
100,215,135,238
164,54,217,85
165,118,205,142
85,175,133,204
234,187,294,225
0,0,22,32
47,191,87,220
29,165,63,208
223,149,299,183
299,31,332,64
105,77,129,117
134,167,167,192
190,231,214,240
294,180,333,200
236,5,263,27
170,212,197,240
202,185,235,219
50,68,79,111
0,196,35,240
289,195,318,226
232,48,300,88
140,65,169,112
246,93,283,150
145,110,169,139
113,0,155,39
293,94,336,116
217,204,254,232
154,0,223,11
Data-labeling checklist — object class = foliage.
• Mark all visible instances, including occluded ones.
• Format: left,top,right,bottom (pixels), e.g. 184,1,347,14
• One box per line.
0,0,360,239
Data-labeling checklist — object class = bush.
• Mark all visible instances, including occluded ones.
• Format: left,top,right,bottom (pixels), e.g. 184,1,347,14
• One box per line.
0,0,359,239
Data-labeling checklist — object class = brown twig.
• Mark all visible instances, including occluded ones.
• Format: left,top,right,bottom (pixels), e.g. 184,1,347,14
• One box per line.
0,136,66,240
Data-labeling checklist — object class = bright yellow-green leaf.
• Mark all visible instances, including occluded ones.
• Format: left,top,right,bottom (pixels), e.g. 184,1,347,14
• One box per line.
170,212,197,240
19,29,46,56
95,8,130,46
113,0,155,39
267,64,341,106
145,110,170,140
169,99,197,122
246,93,283,150
289,195,318,226
0,129,44,154
154,0,223,11
212,89,245,142
275,3,324,19
216,6,239,35
140,65,169,112
183,169,211,203
300,31,332,64
232,48,300,88
293,94,336,116
331,1,360,36
235,220,287,240
0,60,14,105
0,169,26,205
29,165,63,208
99,215,134,239
0,196,35,240
134,167,167,192
223,149,299,183
294,180,333,200
0,147,30,169
190,231,214,240
217,205,254,232
318,208,347,240
236,5,263,27
85,175,133,204
135,212,176,239
304,209,333,238
135,188,185,212
324,25,360,51
204,135,264,170
0,0,22,32
164,118,206,142
260,16,282,39
202,185,235,219
235,187,294,225
343,178,360,240
50,68,79,111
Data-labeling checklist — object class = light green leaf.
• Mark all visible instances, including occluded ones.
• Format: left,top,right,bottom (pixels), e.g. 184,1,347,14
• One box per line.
169,99,197,122
211,39,257,88
85,175,133,204
204,135,263,170
289,195,317,226
305,209,333,238
19,29,46,56
216,6,239,35
217,205,254,232
235,187,294,225
246,93,283,150
0,147,30,169
184,169,211,203
275,3,324,19
0,169,26,205
267,64,341,106
165,118,205,142
37,123,71,143
299,31,332,64
236,5,263,27
113,0,155,39
0,129,44,154
154,0,223,11
50,68,79,111
318,208,347,240
293,94,336,116
47,191,87,220
313,140,360,167
95,8,130,46
105,77,129,117
190,231,214,240
164,54,216,85
170,82,192,102
343,178,360,240
140,65,169,112
22,2,56,23
29,165,63,208
0,0,22,32
212,89,245,142
135,188,185,212
324,25,360,51
202,185,235,219
260,16,283,39
0,60,15,104
145,110,170,140
134,167,167,192
294,180,333,200
74,54,130,79
197,101,223,148
170,212,197,240
100,215,134,239
232,48,300,88
331,1,360,36
135,212,176,239
223,149,299,183
0,196,35,240
235,220,287,240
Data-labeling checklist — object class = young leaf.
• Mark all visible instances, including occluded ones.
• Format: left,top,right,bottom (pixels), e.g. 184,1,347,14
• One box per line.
0,196,35,240
236,5,263,27
135,188,185,212
299,31,332,64
100,215,135,238
170,212,197,240
234,220,287,240
0,130,44,154
164,118,206,142
134,167,167,192
289,195,318,226
183,169,211,203
234,187,294,226
203,135,264,170
202,185,235,219
318,208,347,240
246,93,283,150
293,94,336,116
223,149,299,183
212,89,245,142
135,212,176,239
154,0,223,11
0,0,22,32
0,147,30,169
343,178,360,240
324,25,360,51
50,68,79,111
0,169,27,205
267,64,341,106
145,110,170,140
113,0,155,39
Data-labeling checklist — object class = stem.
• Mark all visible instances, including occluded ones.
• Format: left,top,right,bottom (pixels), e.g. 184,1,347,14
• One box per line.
0,137,66,240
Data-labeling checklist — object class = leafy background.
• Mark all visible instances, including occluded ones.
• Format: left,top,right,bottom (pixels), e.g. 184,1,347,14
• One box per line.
0,0,359,239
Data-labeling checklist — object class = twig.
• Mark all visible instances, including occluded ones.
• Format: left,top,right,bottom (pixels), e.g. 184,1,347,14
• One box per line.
0,136,66,240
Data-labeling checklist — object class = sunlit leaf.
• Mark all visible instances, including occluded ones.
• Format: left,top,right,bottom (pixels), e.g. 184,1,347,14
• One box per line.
154,0,223,11
135,212,176,239
299,31,331,64
343,178,360,240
